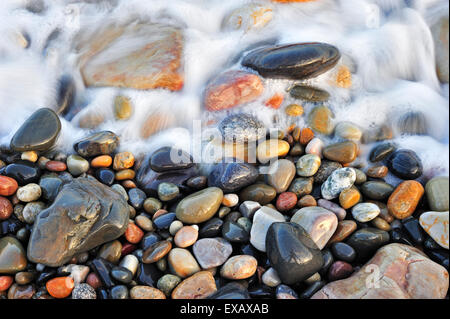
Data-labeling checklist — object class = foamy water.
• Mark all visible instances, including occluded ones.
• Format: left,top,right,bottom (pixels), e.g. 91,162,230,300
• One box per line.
0,0,448,182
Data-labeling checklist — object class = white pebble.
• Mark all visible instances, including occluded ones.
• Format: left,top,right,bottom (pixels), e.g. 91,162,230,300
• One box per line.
169,220,184,235
17,183,41,202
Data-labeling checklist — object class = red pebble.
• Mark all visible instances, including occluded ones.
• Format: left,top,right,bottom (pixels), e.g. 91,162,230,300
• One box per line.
0,176,18,196
0,276,13,292
276,192,298,211
45,161,67,172
125,223,144,244
328,261,353,282
0,196,13,220
121,242,136,256
86,273,102,290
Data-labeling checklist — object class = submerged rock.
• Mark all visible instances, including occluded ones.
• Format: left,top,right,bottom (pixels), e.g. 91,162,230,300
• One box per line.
27,176,129,267
219,113,266,143
289,85,330,102
73,131,119,158
79,22,184,91
204,70,264,111
242,43,340,80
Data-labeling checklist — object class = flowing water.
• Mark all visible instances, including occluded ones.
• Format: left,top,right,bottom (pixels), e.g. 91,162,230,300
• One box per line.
0,0,448,184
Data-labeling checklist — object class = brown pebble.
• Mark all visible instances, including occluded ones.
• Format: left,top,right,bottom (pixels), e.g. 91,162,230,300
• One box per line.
7,283,35,299
371,217,391,231
121,180,137,189
142,241,172,264
171,271,217,299
328,220,357,244
0,196,13,220
45,160,67,172
298,195,317,208
366,165,388,178
130,286,166,299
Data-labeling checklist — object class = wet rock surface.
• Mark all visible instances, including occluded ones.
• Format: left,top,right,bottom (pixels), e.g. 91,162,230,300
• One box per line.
27,177,129,266
242,43,340,80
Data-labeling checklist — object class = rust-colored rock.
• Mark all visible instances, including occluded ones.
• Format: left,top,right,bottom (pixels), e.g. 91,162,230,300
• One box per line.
339,187,360,209
125,222,144,244
265,93,284,109
276,192,298,211
113,152,135,170
300,128,314,145
0,276,13,292
79,23,184,91
312,244,449,299
204,70,264,111
171,271,217,299
46,277,74,299
0,196,13,220
0,176,18,196
387,180,424,219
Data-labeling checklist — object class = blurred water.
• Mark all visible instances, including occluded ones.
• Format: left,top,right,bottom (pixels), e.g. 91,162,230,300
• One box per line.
0,0,448,179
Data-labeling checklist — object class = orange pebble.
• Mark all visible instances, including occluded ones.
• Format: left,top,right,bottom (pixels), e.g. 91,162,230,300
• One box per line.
45,161,67,172
299,128,314,145
0,176,18,196
115,169,135,181
0,276,13,292
265,93,284,109
91,155,112,168
113,152,135,170
122,180,137,189
387,180,424,219
46,277,74,299
125,222,144,244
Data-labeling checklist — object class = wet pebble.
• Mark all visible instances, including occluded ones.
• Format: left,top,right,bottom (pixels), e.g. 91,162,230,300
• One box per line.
386,149,423,180
351,203,380,222
296,154,321,177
